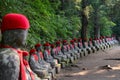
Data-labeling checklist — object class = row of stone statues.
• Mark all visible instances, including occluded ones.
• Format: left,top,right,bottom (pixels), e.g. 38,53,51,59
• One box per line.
0,13,118,80
28,35,118,80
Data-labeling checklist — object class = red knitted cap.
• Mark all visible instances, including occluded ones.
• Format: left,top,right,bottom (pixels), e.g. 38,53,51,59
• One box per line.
73,38,77,42
83,38,87,41
78,38,82,42
43,42,50,46
102,36,105,38
94,37,97,40
51,44,55,48
29,49,36,54
100,36,103,39
89,38,92,41
56,41,60,44
35,43,41,47
1,13,30,33
62,40,67,43
70,40,74,43
23,51,29,56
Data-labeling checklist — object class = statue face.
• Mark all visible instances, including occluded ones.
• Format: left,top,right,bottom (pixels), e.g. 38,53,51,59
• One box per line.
45,46,50,50
57,44,60,47
23,56,28,60
36,46,42,51
1,29,28,48
18,30,28,46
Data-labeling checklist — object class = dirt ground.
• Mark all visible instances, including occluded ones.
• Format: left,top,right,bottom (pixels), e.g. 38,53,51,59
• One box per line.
56,46,120,80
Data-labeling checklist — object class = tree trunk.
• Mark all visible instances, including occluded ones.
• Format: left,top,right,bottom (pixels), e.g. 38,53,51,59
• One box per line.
94,26,100,38
60,0,70,10
60,0,65,10
93,9,100,38
81,0,88,43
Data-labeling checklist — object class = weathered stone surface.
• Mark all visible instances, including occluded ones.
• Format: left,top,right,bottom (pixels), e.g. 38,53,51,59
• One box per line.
0,48,20,80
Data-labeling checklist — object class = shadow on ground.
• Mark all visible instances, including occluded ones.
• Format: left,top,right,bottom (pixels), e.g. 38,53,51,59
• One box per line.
104,58,120,60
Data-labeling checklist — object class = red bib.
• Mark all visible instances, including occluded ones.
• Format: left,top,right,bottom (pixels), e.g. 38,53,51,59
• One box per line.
46,50,51,55
23,59,35,80
0,45,34,80
32,54,38,61
39,52,44,59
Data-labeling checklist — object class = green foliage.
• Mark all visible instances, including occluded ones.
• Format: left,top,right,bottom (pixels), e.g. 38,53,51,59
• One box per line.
0,0,82,47
100,17,116,36
88,0,116,38
108,0,120,37
0,0,119,48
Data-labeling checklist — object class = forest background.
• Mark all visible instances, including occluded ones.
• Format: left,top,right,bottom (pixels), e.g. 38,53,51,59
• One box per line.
0,0,120,48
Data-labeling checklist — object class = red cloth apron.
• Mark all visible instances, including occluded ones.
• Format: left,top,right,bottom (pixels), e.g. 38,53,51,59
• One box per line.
0,45,34,80
32,53,38,61
39,52,44,59
23,59,35,80
46,49,51,55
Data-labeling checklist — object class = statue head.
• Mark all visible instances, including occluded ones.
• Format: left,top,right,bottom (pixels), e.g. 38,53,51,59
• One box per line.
1,13,30,48
35,43,42,51
62,40,67,45
56,41,61,47
43,42,50,50
23,51,29,60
